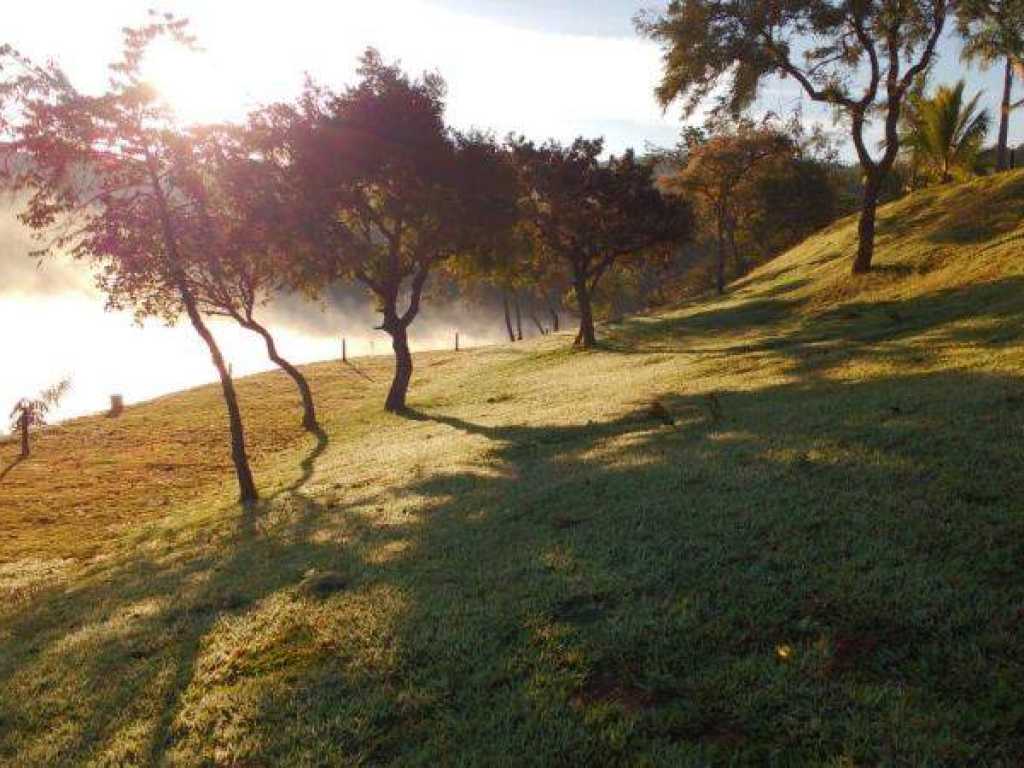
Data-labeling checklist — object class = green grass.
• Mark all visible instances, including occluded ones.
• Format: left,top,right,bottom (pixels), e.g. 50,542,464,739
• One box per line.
3,172,1024,765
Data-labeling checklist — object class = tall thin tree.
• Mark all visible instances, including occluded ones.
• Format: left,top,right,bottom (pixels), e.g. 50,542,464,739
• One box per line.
957,0,1024,171
0,16,259,503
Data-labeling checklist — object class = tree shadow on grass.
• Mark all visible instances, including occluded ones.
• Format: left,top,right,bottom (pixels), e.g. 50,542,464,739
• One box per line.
4,368,1024,764
278,427,330,496
602,276,1024,382
0,454,24,484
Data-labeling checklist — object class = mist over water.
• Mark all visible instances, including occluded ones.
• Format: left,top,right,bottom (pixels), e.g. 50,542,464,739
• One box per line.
0,205,507,428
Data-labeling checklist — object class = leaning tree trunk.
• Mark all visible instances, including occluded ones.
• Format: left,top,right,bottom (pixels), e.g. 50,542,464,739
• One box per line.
183,305,258,503
513,291,524,341
502,292,516,342
998,57,1014,173
573,274,597,349
385,321,414,413
145,152,258,504
853,170,884,275
244,317,319,432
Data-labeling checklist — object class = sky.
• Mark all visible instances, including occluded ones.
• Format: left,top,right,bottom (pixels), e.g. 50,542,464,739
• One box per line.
3,1,1020,156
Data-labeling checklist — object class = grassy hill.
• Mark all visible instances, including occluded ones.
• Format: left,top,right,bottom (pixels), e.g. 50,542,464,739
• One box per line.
2,171,1024,765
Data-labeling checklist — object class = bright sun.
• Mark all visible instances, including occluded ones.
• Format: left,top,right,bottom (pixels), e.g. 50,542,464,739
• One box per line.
141,38,244,125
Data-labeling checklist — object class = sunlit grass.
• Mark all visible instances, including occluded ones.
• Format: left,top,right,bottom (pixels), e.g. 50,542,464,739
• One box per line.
2,171,1024,764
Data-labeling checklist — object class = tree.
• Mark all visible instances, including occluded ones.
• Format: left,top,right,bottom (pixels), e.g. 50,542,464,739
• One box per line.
0,16,259,503
902,80,992,183
261,51,519,412
511,137,692,348
660,121,794,294
8,379,70,458
958,0,1024,171
742,156,838,259
639,0,950,274
171,127,321,432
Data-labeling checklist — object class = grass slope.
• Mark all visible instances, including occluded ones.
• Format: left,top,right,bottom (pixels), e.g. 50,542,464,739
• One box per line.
2,172,1024,766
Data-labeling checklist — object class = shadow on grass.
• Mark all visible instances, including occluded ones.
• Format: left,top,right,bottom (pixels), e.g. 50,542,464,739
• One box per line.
279,427,330,496
600,276,1024,384
4,293,1024,763
0,454,24,484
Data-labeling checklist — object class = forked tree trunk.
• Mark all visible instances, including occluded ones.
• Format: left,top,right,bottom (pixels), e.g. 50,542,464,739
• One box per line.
853,171,883,275
513,291,524,341
385,322,414,413
573,274,597,349
998,58,1014,173
502,292,516,342
243,317,318,432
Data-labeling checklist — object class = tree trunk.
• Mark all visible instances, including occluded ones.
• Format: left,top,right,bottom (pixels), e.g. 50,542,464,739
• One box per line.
188,313,258,503
998,57,1014,173
727,221,744,276
853,172,882,275
546,295,561,332
573,275,597,349
502,292,515,342
530,313,546,335
244,317,318,432
715,221,727,295
385,322,413,413
144,151,258,504
19,412,29,458
513,291,523,341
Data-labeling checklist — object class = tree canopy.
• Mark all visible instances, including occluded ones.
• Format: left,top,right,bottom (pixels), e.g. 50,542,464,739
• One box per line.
511,137,692,347
639,0,951,274
258,50,520,411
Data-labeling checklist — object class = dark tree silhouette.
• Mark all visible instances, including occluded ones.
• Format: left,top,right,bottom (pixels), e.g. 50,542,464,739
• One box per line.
511,137,692,348
639,0,950,274
0,16,259,503
259,50,518,412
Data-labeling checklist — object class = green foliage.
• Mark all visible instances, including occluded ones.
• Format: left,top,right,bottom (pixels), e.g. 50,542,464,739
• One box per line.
957,0,1024,69
903,80,992,183
511,137,692,345
639,0,951,272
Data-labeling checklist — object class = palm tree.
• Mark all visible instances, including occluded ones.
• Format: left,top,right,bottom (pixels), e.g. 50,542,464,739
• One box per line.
8,379,70,458
957,0,1024,171
903,80,992,184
